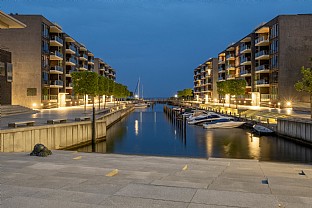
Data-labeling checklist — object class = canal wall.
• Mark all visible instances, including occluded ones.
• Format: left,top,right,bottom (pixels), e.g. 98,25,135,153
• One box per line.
0,106,134,152
277,118,312,145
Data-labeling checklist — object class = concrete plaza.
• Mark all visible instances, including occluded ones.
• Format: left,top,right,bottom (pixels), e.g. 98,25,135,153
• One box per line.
1,151,312,208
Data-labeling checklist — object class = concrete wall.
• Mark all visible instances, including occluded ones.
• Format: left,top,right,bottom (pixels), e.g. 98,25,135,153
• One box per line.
278,15,312,103
277,118,312,143
0,106,134,152
0,15,43,108
0,119,106,152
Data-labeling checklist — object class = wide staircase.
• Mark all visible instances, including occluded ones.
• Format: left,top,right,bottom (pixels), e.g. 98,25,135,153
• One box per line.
0,105,39,117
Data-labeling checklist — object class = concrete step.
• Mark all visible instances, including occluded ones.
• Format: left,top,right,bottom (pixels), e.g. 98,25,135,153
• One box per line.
0,105,38,117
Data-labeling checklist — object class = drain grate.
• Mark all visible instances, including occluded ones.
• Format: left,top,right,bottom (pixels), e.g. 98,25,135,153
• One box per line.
261,179,269,184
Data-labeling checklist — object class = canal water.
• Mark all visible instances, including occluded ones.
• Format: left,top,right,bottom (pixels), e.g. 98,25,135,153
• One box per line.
77,104,312,163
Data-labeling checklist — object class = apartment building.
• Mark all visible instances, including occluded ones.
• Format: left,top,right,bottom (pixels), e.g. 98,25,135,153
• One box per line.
193,58,218,103
94,58,116,81
0,14,116,108
0,11,26,105
195,14,312,107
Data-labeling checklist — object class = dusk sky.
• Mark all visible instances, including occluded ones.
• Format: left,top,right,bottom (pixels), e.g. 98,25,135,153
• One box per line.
1,0,312,98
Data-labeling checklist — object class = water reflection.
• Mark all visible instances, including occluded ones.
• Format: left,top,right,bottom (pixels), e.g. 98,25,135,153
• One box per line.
134,120,139,136
76,104,312,164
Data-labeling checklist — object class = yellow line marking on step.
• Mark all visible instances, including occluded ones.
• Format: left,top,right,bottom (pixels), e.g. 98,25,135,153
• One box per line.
182,165,188,171
73,156,82,160
106,169,118,177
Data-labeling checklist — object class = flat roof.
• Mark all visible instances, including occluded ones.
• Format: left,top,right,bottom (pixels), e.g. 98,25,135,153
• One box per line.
0,11,26,29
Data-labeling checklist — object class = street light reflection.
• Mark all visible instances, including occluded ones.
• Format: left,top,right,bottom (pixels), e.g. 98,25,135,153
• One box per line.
134,119,139,136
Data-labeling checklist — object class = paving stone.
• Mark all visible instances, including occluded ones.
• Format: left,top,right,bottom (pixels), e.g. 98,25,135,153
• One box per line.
2,196,106,208
192,189,278,207
100,195,189,208
208,177,271,194
115,183,196,202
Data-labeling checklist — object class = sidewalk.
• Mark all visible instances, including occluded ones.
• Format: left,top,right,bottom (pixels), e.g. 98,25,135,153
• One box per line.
0,103,120,130
1,151,312,207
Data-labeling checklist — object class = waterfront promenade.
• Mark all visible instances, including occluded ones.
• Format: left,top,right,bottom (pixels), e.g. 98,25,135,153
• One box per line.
1,151,312,207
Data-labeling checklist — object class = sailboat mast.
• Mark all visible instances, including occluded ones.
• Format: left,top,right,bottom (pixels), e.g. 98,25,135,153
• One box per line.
138,77,140,99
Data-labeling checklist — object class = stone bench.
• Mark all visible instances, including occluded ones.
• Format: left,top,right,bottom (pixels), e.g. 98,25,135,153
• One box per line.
47,119,67,124
75,117,91,121
8,121,35,128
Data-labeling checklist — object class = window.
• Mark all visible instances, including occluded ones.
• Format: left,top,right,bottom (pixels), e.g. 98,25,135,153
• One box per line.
0,62,5,76
42,54,49,68
7,63,12,82
42,40,49,53
27,88,37,96
42,71,49,85
41,23,49,38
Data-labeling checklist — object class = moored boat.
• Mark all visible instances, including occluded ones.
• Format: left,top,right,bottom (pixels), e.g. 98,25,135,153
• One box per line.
253,124,274,135
203,119,245,129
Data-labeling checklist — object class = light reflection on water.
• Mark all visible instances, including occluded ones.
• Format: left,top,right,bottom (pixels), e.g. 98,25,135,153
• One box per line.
76,104,312,164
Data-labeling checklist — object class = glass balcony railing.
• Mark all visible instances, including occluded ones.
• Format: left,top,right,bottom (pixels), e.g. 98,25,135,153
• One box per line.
256,79,269,85
255,36,269,44
218,67,225,72
80,64,88,69
226,54,235,59
240,57,251,63
226,74,235,79
218,77,224,81
240,70,250,75
218,58,225,63
240,45,251,52
67,57,77,65
51,66,63,73
66,83,73,88
255,50,269,58
88,59,94,63
50,36,63,45
49,95,58,100
81,54,88,59
50,80,63,86
260,94,270,100
255,64,270,71
67,44,76,52
51,51,63,59
226,64,235,69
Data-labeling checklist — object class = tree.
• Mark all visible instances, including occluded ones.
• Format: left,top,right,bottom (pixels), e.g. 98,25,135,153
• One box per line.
72,71,98,111
227,79,247,109
217,81,228,106
98,76,109,110
177,88,193,100
294,66,312,119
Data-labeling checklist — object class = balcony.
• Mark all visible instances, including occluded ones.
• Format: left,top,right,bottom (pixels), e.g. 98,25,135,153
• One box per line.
99,66,105,71
65,94,72,100
240,70,251,77
218,59,225,64
80,45,87,51
218,76,225,81
226,54,235,61
255,36,269,46
66,57,77,66
240,57,251,65
255,50,270,60
50,66,63,74
50,36,63,47
255,79,270,87
79,54,88,61
66,45,76,54
66,83,73,89
226,74,236,80
218,67,225,73
240,45,251,54
260,94,270,101
50,51,63,60
79,64,88,71
50,80,63,88
226,64,235,71
255,64,270,73
50,24,62,33
88,59,94,65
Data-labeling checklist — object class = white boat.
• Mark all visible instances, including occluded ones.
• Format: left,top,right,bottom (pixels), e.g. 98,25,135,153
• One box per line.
134,103,149,108
188,113,233,125
203,119,245,129
253,124,274,135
